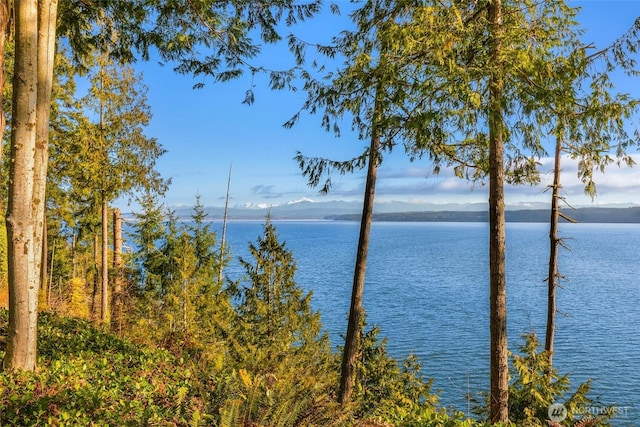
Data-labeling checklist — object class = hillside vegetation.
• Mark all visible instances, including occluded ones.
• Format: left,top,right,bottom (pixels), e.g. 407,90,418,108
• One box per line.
0,220,608,426
0,309,475,426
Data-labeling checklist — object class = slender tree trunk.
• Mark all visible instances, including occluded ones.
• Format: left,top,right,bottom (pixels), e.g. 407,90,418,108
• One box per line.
48,239,55,307
338,86,383,404
92,232,101,320
101,196,109,324
488,0,508,422
0,0,10,196
71,231,77,278
4,0,39,371
34,0,59,311
40,221,48,308
111,208,123,334
219,164,232,282
545,135,562,372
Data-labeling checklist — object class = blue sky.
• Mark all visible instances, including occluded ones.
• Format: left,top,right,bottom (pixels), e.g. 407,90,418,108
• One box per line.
119,1,640,211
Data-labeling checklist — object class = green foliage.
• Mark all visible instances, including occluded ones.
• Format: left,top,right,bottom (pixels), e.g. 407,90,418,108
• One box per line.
129,199,232,371
234,219,328,364
291,1,639,196
81,56,168,203
224,219,337,426
474,333,611,426
0,310,211,426
65,277,90,319
348,325,480,426
129,191,168,295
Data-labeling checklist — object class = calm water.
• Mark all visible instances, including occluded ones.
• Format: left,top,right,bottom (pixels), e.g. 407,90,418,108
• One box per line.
209,221,639,423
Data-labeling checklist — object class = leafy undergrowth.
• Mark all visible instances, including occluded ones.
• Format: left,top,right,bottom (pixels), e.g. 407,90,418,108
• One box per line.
0,311,610,427
0,310,477,427
0,310,210,426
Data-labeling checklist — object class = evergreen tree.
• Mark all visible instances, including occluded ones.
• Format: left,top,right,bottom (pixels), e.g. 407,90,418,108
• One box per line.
224,218,333,426
187,195,219,280
4,0,322,371
476,333,608,426
130,192,167,295
130,199,233,366
234,218,328,370
65,56,167,325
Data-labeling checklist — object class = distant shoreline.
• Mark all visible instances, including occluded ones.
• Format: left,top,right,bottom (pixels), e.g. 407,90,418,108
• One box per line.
328,207,640,223
123,206,640,223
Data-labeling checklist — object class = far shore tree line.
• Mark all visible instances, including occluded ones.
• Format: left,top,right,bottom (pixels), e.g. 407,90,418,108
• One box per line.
1,1,639,425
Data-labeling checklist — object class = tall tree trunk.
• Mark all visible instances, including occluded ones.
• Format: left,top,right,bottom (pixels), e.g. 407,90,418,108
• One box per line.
101,196,109,324
40,221,48,308
488,0,508,422
219,164,232,282
48,238,55,307
34,0,59,311
92,232,101,320
338,86,383,404
111,208,123,334
4,0,40,371
71,231,77,278
545,135,562,372
0,0,10,198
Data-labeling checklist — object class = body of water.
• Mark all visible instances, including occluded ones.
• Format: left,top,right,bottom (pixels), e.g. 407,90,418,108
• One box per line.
203,220,639,424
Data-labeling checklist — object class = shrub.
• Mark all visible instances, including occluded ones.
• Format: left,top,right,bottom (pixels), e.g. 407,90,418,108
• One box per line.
0,310,212,426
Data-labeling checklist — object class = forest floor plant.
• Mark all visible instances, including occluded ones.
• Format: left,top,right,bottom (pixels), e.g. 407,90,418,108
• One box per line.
474,332,611,426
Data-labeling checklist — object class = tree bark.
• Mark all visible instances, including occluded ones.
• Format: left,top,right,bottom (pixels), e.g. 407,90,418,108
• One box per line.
488,0,508,422
35,0,59,310
111,208,123,334
40,221,48,308
0,0,10,195
545,135,562,371
5,0,40,371
101,196,109,324
92,232,101,321
338,86,383,404
219,164,232,283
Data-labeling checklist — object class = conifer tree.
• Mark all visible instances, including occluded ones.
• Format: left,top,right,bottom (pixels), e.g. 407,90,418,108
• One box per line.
78,58,167,324
234,218,328,371
287,2,640,419
288,2,452,403
130,192,167,295
539,21,640,373
4,0,322,371
130,199,233,363
225,218,331,426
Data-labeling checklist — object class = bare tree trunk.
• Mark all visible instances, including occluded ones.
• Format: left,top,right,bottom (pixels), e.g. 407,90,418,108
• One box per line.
488,0,508,422
71,231,77,278
40,221,48,308
92,233,101,320
219,164,232,282
48,239,55,307
338,86,383,404
34,0,59,311
545,135,562,372
4,0,39,371
0,0,10,198
101,196,109,325
111,208,123,334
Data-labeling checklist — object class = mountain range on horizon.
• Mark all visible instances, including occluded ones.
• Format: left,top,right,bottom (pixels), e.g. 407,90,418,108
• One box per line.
128,198,640,222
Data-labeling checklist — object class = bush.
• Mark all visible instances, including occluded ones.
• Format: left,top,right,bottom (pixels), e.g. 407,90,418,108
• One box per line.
0,310,211,426
473,332,611,426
